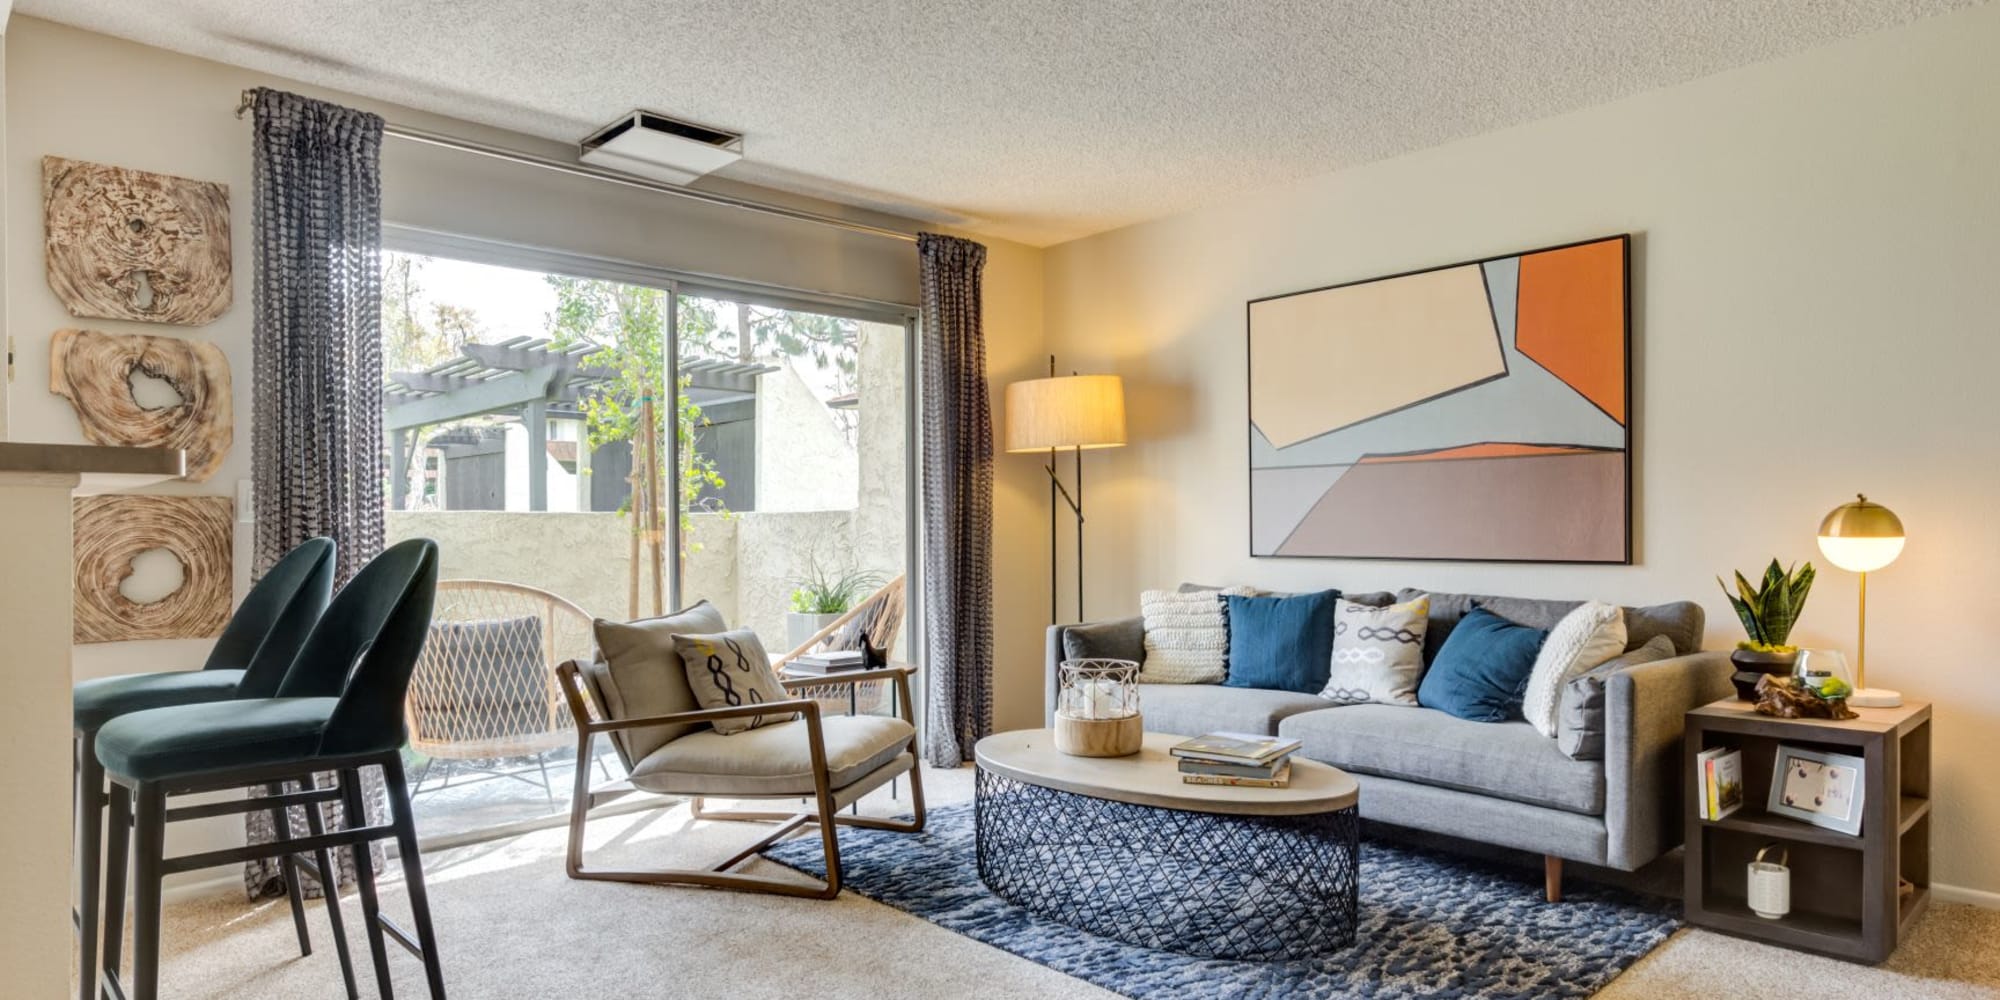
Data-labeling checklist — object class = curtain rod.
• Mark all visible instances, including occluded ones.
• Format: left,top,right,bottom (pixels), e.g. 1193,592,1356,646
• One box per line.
236,90,921,245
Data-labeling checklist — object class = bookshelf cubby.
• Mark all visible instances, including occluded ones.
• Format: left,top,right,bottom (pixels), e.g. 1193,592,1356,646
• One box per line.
1683,697,1931,963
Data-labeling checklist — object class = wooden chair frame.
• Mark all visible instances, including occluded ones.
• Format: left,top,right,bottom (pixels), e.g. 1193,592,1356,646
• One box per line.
556,662,925,899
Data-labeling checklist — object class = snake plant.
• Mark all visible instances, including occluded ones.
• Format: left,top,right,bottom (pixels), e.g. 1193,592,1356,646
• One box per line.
1718,559,1816,652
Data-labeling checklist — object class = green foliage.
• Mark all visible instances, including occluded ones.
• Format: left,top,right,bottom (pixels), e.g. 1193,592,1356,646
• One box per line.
544,277,729,551
1717,559,1816,649
788,559,881,615
381,254,483,372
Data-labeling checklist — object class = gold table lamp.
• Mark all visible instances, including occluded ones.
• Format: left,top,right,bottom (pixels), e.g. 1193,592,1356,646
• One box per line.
1816,494,1905,708
1005,358,1126,623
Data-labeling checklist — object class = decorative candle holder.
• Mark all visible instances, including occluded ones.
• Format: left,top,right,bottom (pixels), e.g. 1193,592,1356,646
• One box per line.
1054,658,1143,757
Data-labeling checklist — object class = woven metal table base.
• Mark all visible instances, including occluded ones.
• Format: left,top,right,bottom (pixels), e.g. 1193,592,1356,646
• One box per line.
974,767,1359,960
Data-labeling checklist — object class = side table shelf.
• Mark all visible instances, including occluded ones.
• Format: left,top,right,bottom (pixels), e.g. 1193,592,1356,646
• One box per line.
1683,697,1932,963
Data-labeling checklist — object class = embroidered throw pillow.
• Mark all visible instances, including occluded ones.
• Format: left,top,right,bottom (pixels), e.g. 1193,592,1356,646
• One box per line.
1522,601,1627,738
1321,596,1429,706
672,629,798,735
1139,586,1255,683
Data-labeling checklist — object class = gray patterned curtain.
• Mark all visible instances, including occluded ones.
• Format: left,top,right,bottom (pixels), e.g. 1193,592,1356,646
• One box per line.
243,88,389,898
917,233,994,766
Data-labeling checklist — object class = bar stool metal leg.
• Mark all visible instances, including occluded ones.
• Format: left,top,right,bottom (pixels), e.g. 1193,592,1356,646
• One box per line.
381,755,448,999
130,784,166,1000
265,782,314,957
301,773,360,1000
341,767,397,999
101,782,132,998
77,734,105,1000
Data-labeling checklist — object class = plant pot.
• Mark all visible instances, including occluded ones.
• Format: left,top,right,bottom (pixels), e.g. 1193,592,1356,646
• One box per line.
787,611,844,649
1729,648,1800,701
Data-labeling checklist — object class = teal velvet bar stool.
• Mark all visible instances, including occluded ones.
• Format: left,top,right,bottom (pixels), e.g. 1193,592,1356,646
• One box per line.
97,538,444,1000
73,537,345,1000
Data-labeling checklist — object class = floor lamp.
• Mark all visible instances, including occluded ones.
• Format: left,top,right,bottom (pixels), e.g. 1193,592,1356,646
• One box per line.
1005,357,1127,624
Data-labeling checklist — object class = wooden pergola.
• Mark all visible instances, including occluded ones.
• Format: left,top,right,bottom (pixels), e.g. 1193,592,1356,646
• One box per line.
385,337,774,510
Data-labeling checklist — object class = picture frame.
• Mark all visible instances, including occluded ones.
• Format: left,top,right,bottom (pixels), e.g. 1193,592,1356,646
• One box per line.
1245,234,1632,563
1767,745,1867,836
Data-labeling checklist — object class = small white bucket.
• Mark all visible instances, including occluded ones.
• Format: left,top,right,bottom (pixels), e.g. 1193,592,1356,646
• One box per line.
1747,845,1791,919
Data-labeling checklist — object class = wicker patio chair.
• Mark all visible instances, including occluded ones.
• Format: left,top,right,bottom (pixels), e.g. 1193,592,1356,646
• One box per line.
774,574,907,716
404,580,597,803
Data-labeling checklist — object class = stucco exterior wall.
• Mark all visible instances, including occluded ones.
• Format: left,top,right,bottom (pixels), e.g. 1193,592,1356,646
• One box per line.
388,506,902,655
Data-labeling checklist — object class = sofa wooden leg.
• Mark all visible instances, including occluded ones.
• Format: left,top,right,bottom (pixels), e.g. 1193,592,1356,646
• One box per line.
1544,855,1564,903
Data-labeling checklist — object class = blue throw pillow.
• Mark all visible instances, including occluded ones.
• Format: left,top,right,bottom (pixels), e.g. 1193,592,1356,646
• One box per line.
1223,590,1341,693
1417,606,1550,722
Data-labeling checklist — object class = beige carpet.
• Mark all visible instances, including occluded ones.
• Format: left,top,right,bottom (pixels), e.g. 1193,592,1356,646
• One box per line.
113,765,1999,999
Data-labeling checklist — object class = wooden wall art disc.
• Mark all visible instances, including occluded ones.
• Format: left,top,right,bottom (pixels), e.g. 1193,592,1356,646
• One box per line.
49,328,233,481
43,156,232,326
73,495,234,644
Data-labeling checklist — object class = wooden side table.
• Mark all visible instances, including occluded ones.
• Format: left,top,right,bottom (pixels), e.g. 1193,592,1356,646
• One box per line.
1683,697,1932,963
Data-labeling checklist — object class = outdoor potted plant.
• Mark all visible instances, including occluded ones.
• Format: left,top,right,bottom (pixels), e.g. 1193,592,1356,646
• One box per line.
1718,559,1816,701
786,562,879,650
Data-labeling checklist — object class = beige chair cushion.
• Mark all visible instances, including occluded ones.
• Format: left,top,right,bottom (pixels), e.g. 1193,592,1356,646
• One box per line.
628,715,914,797
672,629,798,735
592,600,728,762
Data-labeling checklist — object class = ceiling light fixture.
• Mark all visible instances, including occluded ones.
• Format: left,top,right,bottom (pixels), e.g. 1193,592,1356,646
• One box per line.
578,110,743,185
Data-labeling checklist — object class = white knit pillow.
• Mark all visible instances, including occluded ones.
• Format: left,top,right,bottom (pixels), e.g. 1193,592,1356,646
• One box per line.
1523,601,1626,737
1139,587,1254,684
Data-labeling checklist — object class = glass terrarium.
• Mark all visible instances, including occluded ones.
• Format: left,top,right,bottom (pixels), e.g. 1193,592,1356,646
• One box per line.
1055,658,1143,757
1793,648,1857,700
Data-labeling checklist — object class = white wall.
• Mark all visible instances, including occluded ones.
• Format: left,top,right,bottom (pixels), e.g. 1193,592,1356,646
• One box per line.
1040,5,2000,898
754,364,859,512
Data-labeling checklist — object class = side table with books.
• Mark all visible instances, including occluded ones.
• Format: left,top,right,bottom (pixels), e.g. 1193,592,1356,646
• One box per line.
1682,697,1932,963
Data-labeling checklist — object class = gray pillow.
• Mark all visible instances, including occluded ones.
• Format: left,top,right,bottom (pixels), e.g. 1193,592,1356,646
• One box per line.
1400,589,1705,662
1179,582,1395,607
1556,635,1677,759
593,599,728,761
1062,616,1144,663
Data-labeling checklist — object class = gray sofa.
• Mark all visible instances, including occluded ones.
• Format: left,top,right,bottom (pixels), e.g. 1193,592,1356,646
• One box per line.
1045,588,1732,899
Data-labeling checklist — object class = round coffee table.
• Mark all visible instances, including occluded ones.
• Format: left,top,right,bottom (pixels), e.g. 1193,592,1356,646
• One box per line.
972,729,1360,960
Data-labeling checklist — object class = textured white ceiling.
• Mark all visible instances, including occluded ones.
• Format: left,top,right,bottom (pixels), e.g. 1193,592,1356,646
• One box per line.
21,0,1981,245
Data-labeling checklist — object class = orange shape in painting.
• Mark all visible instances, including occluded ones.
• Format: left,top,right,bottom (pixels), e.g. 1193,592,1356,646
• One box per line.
1517,239,1626,425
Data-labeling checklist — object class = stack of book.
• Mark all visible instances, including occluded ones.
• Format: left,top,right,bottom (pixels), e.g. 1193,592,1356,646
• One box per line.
786,649,867,675
1170,732,1302,787
1696,746,1744,820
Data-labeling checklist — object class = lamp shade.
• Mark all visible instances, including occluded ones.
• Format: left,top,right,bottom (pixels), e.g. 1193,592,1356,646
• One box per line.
1816,494,1905,572
1004,374,1127,452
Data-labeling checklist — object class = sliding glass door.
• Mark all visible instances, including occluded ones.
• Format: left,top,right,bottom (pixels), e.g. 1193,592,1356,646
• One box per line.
378,230,916,843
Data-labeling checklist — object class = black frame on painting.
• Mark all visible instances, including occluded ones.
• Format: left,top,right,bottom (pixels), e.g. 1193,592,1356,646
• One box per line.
1244,233,1633,565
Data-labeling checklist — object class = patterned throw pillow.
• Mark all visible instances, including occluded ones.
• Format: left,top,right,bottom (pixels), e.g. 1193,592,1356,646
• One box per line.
672,629,798,735
1321,596,1429,706
1522,601,1627,738
1140,587,1255,684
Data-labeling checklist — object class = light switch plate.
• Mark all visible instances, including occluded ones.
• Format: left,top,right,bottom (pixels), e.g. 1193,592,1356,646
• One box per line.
236,479,255,522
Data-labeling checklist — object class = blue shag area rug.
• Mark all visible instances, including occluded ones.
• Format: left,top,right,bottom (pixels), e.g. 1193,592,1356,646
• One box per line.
764,803,1677,999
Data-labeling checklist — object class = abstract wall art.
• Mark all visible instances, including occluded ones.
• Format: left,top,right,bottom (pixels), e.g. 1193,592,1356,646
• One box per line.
49,327,234,481
43,156,233,326
73,495,234,643
1248,235,1630,563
